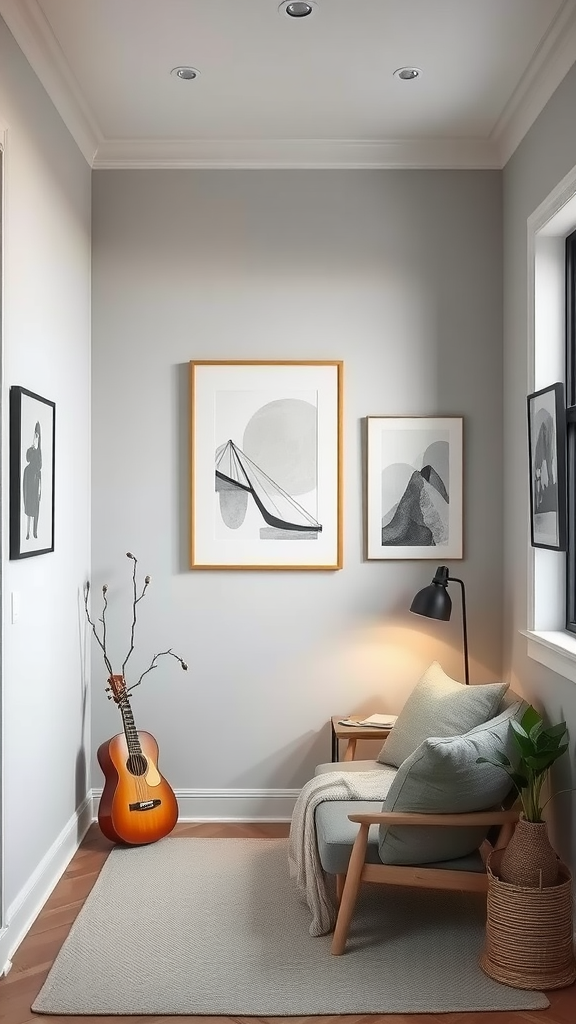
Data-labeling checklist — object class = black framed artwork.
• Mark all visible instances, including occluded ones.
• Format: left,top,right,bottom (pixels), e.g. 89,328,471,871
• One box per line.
10,386,55,559
527,382,567,551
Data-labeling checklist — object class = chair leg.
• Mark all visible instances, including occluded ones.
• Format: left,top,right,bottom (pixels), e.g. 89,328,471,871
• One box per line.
336,873,345,904
331,823,369,955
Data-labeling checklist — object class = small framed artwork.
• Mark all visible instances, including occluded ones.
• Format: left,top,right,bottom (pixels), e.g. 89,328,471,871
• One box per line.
527,382,567,550
190,360,343,569
366,416,463,559
10,386,55,559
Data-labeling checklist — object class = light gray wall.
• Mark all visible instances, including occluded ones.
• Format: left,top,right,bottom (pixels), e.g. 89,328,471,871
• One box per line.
91,169,503,803
0,16,91,924
503,62,576,872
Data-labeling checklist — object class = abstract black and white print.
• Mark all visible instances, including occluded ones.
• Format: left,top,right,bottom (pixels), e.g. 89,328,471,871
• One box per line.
380,430,450,547
190,361,342,569
10,386,55,559
527,383,566,550
366,417,463,560
214,393,321,541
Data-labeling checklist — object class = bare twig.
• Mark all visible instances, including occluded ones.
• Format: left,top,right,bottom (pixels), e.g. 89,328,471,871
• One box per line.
84,553,188,695
126,648,188,694
99,584,110,668
84,581,114,677
121,552,150,677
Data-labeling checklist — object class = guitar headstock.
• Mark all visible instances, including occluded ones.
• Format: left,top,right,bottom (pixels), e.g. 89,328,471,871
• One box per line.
106,674,127,703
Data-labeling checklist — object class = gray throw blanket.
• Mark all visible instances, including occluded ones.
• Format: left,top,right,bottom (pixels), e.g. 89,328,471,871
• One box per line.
288,770,394,936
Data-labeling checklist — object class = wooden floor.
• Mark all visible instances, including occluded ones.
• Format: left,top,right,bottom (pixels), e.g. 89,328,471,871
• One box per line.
1,822,575,1024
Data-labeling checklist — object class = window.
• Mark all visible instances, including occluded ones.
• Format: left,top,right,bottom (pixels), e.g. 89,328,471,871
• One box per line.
566,228,576,632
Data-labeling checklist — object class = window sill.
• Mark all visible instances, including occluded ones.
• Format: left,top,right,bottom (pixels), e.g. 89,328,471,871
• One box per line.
522,629,576,683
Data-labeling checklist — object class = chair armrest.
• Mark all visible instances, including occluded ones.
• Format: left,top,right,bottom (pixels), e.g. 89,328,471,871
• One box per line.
347,809,520,827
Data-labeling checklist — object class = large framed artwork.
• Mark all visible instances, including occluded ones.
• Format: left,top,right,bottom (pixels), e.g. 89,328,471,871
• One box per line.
10,386,55,559
366,416,463,560
527,382,567,551
190,360,343,569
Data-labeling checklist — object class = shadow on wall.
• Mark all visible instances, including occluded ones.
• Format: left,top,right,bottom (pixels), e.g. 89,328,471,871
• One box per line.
75,584,89,843
174,362,190,575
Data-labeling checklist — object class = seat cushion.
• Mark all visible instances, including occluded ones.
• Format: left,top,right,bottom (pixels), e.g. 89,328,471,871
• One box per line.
377,662,509,767
315,801,486,876
314,759,390,776
315,801,383,874
378,700,525,865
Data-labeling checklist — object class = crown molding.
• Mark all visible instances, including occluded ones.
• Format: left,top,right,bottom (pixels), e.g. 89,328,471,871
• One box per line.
0,0,102,165
2,0,576,170
493,0,576,166
93,136,500,170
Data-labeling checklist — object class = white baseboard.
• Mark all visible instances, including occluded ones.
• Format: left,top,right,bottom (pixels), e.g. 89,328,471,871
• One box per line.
91,787,299,821
0,794,93,975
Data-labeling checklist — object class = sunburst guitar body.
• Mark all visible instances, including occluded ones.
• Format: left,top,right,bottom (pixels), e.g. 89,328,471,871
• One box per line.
96,676,178,845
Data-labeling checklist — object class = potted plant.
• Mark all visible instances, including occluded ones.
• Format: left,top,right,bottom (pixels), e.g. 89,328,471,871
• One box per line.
477,704,569,886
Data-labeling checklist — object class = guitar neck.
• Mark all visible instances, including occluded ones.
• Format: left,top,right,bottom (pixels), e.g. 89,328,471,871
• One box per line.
118,696,143,756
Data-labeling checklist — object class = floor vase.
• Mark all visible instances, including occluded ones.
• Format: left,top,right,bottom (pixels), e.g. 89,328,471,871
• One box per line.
499,817,559,887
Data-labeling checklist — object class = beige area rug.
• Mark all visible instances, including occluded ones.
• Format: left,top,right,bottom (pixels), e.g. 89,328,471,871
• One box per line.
32,837,549,1016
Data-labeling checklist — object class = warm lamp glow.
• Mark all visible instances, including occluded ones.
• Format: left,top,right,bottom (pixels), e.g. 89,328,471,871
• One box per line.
410,565,469,685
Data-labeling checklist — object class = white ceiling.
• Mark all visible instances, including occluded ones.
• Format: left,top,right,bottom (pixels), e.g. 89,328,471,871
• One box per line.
1,0,576,168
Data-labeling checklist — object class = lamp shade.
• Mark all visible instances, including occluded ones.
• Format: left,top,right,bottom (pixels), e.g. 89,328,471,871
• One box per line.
409,564,470,685
410,583,452,621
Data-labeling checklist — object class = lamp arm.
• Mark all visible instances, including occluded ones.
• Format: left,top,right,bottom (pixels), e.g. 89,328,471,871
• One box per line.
448,576,469,686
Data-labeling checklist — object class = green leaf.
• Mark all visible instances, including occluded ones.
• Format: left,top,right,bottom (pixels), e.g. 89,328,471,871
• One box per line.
476,755,510,771
536,731,563,752
524,754,554,771
510,720,536,756
529,721,544,743
511,720,529,741
546,743,569,765
546,721,567,737
488,749,512,767
521,705,542,733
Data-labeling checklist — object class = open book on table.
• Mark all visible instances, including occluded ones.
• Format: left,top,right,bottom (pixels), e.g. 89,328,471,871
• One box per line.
339,714,398,728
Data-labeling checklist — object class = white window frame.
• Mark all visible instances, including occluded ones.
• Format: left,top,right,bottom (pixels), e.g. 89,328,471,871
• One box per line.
525,164,576,683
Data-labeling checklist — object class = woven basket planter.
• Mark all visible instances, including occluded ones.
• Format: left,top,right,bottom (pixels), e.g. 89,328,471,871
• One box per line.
481,849,576,990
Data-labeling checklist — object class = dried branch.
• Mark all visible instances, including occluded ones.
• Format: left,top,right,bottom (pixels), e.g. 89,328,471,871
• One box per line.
84,581,114,677
84,552,188,696
122,552,150,677
99,584,109,668
126,648,188,694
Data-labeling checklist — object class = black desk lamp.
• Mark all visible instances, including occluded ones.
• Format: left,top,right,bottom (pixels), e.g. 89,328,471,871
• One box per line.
410,565,469,686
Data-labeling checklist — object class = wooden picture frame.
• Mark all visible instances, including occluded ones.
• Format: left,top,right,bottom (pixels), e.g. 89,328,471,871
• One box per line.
10,386,56,559
527,382,567,551
190,360,343,569
365,415,463,559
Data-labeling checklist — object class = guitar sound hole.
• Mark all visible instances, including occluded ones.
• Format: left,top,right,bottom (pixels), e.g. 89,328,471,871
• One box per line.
126,754,148,776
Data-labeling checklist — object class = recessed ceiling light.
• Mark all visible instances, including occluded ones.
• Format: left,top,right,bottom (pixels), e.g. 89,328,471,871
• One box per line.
393,67,422,81
278,1,318,17
171,66,200,81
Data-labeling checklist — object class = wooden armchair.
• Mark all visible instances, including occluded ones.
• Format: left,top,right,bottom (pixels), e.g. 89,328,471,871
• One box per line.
331,807,520,955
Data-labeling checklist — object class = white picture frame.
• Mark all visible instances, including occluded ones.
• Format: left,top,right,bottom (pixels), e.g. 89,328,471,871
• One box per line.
190,361,343,569
366,416,463,560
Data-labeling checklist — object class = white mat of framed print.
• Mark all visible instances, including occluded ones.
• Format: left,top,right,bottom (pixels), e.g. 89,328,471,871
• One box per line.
10,386,55,559
366,416,463,560
190,361,343,569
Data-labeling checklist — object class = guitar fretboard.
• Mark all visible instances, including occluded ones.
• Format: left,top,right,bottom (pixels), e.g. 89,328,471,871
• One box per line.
118,696,143,756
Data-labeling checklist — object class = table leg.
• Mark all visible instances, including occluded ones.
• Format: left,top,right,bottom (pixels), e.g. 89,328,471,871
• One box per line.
331,723,338,762
343,739,357,761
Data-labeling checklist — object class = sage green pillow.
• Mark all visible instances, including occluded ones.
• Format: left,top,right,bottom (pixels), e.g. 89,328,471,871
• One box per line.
377,662,509,768
378,700,525,865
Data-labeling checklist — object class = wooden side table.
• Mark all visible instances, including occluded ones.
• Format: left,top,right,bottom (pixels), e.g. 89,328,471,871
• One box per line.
330,716,391,762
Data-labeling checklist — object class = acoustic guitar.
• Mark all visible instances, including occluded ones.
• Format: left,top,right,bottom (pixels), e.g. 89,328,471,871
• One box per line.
96,674,178,845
